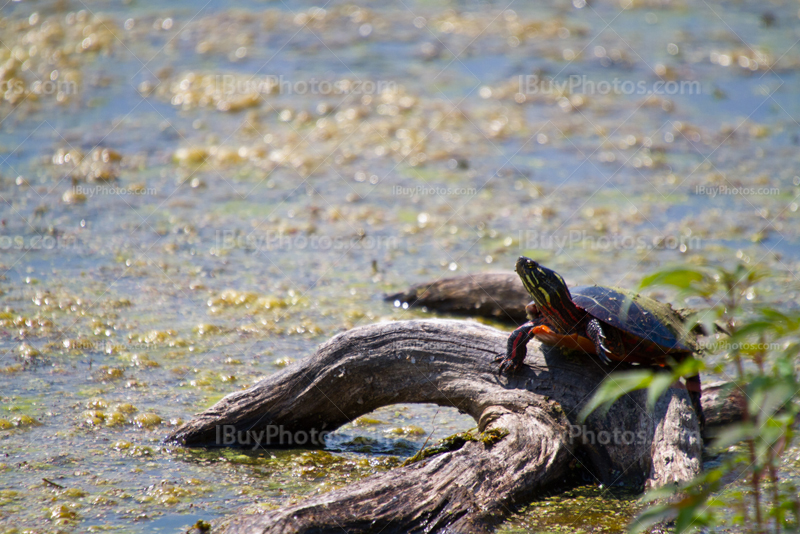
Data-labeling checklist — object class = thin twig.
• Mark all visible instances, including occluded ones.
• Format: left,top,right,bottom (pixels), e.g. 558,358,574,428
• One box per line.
416,408,441,456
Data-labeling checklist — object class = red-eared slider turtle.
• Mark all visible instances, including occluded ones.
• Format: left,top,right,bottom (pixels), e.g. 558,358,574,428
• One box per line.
495,256,704,426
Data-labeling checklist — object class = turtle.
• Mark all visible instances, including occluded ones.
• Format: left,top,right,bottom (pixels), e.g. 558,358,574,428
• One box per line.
495,256,704,427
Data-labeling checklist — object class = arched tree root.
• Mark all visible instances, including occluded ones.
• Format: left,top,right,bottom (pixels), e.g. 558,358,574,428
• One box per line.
168,319,742,534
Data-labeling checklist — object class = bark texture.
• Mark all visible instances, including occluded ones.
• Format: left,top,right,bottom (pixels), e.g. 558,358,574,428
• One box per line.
169,319,741,534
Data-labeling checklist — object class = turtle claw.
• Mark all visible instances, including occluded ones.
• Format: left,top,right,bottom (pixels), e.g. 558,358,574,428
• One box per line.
495,353,524,375
596,345,612,365
586,318,613,366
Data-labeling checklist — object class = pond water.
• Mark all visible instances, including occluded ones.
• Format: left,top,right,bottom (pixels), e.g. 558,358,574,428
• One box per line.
1,0,799,532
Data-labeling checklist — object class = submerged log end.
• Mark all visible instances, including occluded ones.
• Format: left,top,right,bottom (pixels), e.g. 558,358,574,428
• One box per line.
384,273,530,324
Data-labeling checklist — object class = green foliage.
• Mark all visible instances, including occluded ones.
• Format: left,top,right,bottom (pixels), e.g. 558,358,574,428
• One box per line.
585,262,800,533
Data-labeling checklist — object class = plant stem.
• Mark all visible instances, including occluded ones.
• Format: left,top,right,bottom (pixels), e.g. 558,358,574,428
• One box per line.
768,461,780,533
733,349,763,533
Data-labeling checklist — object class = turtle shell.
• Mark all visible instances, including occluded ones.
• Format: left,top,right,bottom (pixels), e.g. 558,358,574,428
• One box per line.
569,285,695,353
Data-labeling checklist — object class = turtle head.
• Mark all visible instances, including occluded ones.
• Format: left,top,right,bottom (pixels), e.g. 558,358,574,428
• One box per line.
515,257,572,314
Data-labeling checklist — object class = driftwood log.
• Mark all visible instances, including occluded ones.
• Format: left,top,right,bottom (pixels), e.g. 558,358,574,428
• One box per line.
169,318,743,534
384,272,529,324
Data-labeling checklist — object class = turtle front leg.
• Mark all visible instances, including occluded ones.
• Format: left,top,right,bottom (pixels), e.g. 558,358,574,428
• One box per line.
496,321,536,375
585,318,613,365
496,318,549,375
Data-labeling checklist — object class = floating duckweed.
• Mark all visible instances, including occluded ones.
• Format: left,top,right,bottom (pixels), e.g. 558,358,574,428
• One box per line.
193,519,212,532
0,489,19,503
62,338,95,351
126,353,160,368
154,482,196,504
159,72,263,113
174,147,209,166
51,147,121,182
207,289,260,309
12,415,40,427
111,403,137,414
0,419,13,430
294,451,343,469
260,296,293,310
158,495,180,505
285,321,323,336
403,431,478,466
129,329,178,344
384,425,426,436
227,454,259,465
188,370,216,388
352,416,385,426
133,413,162,428
86,398,108,410
116,443,153,457
17,343,40,359
346,309,366,320
95,366,124,380
50,504,78,520
83,410,106,426
272,357,295,368
88,495,116,507
64,488,87,498
104,412,127,427
498,485,639,533
194,323,223,336
62,190,87,204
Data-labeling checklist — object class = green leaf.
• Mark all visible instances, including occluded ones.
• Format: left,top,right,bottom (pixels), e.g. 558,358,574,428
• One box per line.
754,380,795,423
672,355,704,378
579,370,654,422
732,320,775,339
710,422,754,451
639,268,707,291
630,468,724,534
674,501,714,533
629,503,674,533
647,373,675,410
758,308,800,337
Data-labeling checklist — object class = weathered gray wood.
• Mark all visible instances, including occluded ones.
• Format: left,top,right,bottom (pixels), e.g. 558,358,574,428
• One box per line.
384,272,530,324
168,319,740,534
